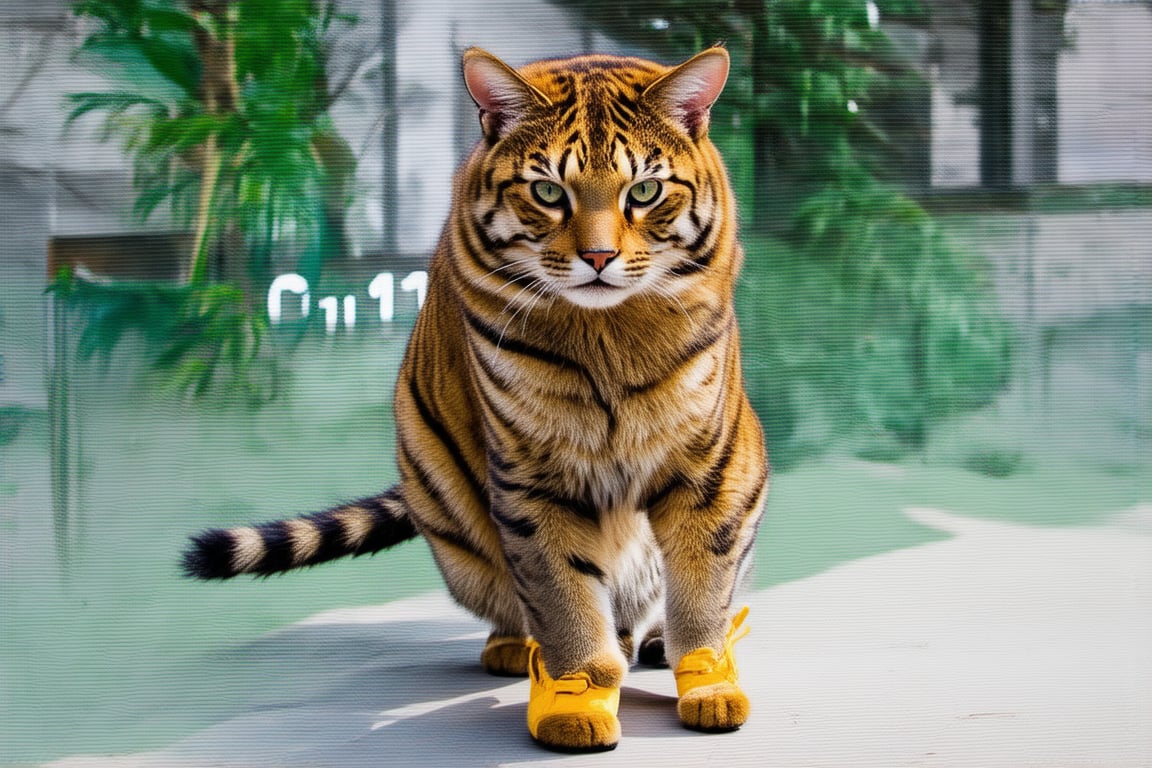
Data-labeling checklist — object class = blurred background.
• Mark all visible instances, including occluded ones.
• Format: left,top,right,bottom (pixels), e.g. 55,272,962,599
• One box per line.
1,0,1149,763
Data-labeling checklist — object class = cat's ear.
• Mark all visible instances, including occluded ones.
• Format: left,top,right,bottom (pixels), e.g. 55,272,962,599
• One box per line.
642,47,729,139
463,48,552,142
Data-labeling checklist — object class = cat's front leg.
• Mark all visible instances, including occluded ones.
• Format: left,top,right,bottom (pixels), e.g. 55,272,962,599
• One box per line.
648,414,768,732
491,491,625,752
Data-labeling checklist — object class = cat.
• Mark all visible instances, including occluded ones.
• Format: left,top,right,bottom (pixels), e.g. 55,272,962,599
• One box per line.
183,45,768,752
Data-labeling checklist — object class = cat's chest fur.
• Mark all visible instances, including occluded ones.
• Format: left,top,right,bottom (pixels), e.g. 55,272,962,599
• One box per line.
460,299,730,510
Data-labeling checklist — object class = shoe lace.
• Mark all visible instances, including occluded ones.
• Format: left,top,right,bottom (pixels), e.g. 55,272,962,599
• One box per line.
675,606,750,690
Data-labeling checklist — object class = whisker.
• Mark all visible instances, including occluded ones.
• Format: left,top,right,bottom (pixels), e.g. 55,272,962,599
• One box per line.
543,288,559,322
495,272,536,299
479,257,536,283
664,252,701,272
649,280,697,335
498,275,545,319
497,278,547,349
518,282,552,335
510,280,554,337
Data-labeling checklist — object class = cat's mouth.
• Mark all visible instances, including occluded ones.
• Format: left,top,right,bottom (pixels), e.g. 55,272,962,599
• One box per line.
564,277,632,309
573,277,629,294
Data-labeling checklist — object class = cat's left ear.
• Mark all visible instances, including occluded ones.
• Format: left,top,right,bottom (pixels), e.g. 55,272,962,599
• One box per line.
642,47,730,139
463,48,552,142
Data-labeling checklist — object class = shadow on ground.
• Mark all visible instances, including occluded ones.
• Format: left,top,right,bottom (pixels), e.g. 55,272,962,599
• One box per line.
44,506,1152,768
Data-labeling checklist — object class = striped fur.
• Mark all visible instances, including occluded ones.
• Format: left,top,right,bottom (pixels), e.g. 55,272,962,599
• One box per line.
183,47,767,705
182,490,416,579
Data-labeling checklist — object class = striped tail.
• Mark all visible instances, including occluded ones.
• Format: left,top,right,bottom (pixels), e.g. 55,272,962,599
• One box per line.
181,487,419,580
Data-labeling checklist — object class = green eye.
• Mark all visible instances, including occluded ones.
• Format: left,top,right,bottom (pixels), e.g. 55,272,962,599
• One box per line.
531,180,566,207
627,179,662,206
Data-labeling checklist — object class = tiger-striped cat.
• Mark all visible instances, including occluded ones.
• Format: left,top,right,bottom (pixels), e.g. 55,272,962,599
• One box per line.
183,46,768,752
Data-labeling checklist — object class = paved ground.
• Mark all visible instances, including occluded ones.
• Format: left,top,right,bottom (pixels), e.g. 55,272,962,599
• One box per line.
44,506,1152,768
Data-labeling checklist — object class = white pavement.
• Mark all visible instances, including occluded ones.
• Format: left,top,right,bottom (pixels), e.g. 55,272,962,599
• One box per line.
47,506,1152,768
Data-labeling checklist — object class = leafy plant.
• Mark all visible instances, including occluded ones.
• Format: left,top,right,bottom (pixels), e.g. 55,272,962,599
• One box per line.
60,0,359,399
50,268,277,403
0,406,38,448
736,224,1011,468
67,0,356,283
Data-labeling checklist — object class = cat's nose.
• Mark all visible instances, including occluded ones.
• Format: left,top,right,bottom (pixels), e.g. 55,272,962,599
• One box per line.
578,249,618,273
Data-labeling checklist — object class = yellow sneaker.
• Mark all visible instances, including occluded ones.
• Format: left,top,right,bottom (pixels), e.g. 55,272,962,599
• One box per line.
673,606,751,732
526,639,621,752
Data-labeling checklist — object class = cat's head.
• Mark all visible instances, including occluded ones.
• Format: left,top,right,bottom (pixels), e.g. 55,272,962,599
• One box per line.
459,48,734,311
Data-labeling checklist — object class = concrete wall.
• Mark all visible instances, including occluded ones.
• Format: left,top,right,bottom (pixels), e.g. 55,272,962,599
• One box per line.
927,0,1152,187
1057,1,1152,183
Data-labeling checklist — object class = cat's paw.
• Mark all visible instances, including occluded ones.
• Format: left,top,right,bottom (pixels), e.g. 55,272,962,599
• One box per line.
637,634,667,667
533,710,621,752
673,606,751,731
481,634,530,677
526,639,622,752
677,681,750,732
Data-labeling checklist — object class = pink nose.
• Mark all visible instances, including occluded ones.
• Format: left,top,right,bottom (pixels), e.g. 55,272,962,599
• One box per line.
578,249,618,272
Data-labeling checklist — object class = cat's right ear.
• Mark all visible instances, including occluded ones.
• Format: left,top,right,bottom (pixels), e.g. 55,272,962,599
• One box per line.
642,47,730,140
463,48,551,142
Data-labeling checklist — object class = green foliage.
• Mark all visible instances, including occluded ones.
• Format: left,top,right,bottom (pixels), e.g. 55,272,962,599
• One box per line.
962,449,1024,478
0,406,39,448
71,0,201,95
737,222,1012,467
61,0,357,401
66,0,354,270
50,269,277,403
